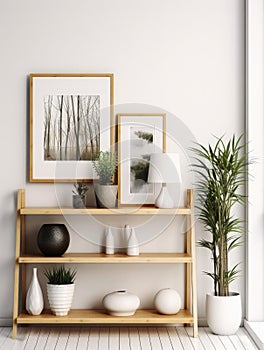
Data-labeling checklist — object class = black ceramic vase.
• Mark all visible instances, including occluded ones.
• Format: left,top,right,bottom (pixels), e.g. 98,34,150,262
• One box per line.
37,224,70,256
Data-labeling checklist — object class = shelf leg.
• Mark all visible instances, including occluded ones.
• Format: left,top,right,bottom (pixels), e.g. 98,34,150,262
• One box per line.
188,189,198,338
185,190,192,327
12,321,17,339
12,189,24,339
185,263,191,327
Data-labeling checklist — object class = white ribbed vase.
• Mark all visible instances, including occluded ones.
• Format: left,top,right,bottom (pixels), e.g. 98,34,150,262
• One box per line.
26,268,44,315
47,284,75,316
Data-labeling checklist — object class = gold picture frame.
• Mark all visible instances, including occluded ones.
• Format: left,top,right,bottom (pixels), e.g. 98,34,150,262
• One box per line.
30,73,114,182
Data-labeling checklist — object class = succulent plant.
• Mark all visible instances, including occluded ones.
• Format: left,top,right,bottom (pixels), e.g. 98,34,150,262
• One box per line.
72,181,89,200
44,266,76,285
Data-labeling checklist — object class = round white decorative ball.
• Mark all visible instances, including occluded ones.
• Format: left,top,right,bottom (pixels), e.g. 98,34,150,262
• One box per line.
154,288,181,315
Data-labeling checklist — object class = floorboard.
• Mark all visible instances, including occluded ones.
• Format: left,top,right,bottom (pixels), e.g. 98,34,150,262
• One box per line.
0,326,258,350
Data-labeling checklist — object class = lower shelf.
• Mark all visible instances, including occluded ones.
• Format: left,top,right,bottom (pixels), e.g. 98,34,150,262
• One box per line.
17,309,194,324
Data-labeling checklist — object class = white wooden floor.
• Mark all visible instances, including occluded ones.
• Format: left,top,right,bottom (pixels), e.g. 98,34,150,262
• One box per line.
0,326,258,350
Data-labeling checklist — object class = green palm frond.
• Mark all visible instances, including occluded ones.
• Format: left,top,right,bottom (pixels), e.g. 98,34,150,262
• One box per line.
191,135,249,296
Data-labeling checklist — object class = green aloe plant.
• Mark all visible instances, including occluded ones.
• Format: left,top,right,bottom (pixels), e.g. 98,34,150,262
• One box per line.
44,266,76,285
191,135,248,296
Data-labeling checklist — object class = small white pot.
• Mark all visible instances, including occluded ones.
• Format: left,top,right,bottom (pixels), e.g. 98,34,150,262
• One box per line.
102,290,140,316
94,184,118,208
206,292,242,335
47,284,75,316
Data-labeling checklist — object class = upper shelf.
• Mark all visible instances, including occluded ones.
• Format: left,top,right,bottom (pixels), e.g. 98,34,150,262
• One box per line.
20,207,191,215
18,252,193,264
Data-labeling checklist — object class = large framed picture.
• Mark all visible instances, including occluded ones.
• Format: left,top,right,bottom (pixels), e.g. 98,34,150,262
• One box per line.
30,74,114,182
118,114,166,206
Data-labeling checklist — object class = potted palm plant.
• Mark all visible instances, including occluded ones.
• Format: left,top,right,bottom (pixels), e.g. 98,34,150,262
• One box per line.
191,135,248,335
45,266,76,316
92,151,117,208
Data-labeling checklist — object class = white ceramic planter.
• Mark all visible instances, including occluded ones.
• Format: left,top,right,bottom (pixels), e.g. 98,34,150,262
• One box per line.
94,184,118,208
102,290,140,316
154,288,181,315
206,292,242,335
47,284,75,316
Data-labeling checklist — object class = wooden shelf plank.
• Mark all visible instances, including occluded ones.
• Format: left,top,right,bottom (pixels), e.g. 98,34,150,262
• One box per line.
18,253,193,264
17,309,194,324
20,207,191,215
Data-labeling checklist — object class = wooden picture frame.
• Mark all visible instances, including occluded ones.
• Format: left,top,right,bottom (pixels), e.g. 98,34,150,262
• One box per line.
118,114,166,206
29,73,114,182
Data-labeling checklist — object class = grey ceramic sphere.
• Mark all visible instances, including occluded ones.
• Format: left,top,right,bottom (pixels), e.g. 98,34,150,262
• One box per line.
37,224,70,256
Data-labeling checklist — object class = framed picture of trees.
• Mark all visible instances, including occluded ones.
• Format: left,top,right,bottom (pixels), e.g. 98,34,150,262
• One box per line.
29,74,114,182
118,114,166,206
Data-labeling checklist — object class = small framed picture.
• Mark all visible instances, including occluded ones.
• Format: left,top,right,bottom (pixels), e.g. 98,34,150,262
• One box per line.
118,114,166,206
30,74,114,182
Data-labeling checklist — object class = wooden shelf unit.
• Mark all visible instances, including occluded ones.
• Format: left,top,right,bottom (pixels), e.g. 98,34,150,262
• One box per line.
17,309,194,325
13,189,198,338
18,253,193,264
20,207,191,215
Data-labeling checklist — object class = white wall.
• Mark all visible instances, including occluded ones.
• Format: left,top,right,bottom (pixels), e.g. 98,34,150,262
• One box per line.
246,0,264,321
0,0,244,323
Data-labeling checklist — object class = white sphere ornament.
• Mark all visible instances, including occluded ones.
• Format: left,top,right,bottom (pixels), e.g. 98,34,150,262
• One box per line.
154,288,181,315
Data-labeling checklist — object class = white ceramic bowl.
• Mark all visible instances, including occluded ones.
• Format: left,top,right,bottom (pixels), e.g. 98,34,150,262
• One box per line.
102,290,140,316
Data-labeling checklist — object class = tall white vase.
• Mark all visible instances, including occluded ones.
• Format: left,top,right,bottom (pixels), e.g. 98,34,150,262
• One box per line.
26,267,44,315
124,224,131,243
127,227,139,256
105,226,114,255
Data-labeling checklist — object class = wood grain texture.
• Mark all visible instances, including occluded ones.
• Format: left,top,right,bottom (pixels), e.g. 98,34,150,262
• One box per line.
188,189,198,337
17,309,195,325
13,188,198,339
12,189,23,339
20,207,191,215
18,253,193,264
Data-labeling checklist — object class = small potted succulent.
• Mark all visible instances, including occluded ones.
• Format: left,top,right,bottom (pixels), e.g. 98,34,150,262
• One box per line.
45,265,76,316
92,151,118,208
72,182,89,208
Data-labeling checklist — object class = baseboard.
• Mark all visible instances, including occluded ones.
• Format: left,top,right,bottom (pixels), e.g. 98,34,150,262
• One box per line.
0,318,12,327
198,318,207,327
244,320,264,349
